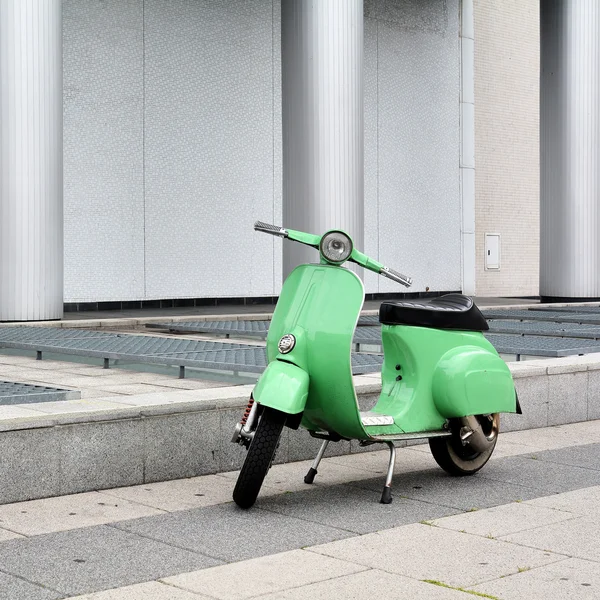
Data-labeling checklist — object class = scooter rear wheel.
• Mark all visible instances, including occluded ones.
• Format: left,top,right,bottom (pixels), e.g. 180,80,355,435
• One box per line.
233,407,284,509
429,414,499,476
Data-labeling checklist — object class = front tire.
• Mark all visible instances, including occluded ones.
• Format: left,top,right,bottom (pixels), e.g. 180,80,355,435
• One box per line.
233,407,284,509
429,414,499,476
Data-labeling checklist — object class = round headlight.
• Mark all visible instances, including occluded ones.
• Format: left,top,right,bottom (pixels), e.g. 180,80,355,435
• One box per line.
320,231,353,264
278,334,296,354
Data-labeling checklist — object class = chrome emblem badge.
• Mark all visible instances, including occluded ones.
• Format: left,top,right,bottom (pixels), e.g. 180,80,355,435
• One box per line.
278,334,296,354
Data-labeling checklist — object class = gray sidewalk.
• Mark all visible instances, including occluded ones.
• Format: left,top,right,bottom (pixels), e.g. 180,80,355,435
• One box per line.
0,420,597,599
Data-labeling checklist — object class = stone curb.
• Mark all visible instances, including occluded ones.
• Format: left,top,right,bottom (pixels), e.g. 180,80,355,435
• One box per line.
0,353,599,504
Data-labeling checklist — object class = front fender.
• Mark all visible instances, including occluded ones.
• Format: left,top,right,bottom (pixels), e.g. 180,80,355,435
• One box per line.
253,359,309,415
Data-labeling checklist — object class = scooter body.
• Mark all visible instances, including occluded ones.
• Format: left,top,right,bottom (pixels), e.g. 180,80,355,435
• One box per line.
232,222,519,508
255,263,515,440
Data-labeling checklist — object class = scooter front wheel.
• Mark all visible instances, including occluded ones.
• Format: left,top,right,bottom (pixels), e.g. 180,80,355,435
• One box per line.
429,414,500,476
233,407,284,509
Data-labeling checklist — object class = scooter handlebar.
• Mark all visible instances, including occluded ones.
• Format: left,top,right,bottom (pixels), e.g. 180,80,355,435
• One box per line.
254,221,289,238
381,266,413,288
254,221,412,287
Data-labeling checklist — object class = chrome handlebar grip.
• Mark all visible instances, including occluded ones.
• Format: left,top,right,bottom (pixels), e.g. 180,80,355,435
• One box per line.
381,266,413,288
254,221,289,237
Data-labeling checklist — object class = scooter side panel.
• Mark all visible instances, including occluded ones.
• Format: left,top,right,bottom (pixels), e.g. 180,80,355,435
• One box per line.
264,264,369,440
366,325,516,435
432,346,516,417
253,360,309,415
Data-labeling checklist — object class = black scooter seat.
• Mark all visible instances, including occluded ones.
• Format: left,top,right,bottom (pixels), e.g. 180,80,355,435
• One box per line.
379,294,489,332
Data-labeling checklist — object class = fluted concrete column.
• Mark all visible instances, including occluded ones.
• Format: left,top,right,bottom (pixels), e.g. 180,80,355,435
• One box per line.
0,0,63,321
281,0,364,276
540,0,600,301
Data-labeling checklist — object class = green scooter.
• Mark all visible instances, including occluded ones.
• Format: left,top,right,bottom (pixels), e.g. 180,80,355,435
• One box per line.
232,222,519,508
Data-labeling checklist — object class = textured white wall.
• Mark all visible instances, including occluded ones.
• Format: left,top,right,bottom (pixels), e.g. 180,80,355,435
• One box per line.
63,0,145,302
63,0,461,302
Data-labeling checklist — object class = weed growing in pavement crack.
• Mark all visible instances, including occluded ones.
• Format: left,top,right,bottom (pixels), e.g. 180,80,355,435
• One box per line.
423,580,500,599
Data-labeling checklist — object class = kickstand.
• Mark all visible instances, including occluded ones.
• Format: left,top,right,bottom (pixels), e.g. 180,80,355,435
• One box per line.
304,440,329,484
380,441,396,504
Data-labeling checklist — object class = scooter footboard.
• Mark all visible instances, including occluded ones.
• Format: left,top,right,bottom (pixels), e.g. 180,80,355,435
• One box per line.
253,359,309,416
432,345,516,418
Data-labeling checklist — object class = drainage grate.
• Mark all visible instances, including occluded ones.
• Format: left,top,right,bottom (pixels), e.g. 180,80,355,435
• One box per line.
0,381,80,405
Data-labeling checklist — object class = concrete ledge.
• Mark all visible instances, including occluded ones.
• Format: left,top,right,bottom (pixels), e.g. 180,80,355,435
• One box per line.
1,355,599,504
2,300,589,330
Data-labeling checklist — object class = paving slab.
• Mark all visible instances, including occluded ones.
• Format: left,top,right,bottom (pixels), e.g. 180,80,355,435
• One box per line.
0,491,164,536
68,581,210,599
162,549,367,600
327,445,437,473
112,503,353,563
258,483,458,534
143,378,230,390
243,568,470,600
499,421,600,449
0,404,49,419
0,572,61,600
471,557,600,600
99,475,236,512
500,516,600,562
429,501,577,539
87,383,184,396
23,399,134,414
491,439,548,457
523,442,600,471
78,388,131,399
0,526,221,597
478,453,600,495
217,455,391,494
308,522,564,588
0,526,24,541
349,467,543,510
523,484,600,517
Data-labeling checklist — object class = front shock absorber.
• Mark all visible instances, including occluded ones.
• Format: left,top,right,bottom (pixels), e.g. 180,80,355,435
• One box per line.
240,396,255,427
231,395,258,447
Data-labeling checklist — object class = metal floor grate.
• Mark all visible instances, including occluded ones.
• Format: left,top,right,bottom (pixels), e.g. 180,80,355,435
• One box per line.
488,319,600,340
147,320,384,345
147,320,270,338
528,305,600,314
358,315,380,326
0,381,80,405
483,309,600,325
0,327,383,376
484,333,600,357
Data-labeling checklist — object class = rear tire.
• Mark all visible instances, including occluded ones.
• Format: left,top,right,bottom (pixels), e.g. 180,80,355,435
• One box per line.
233,408,284,509
429,414,499,476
